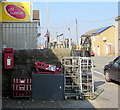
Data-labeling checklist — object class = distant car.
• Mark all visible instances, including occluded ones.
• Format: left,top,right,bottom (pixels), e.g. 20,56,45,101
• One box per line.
104,56,120,82
90,51,95,57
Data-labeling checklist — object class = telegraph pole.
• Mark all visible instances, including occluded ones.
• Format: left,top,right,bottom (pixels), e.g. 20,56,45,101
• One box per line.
46,1,50,48
68,27,71,50
76,19,79,49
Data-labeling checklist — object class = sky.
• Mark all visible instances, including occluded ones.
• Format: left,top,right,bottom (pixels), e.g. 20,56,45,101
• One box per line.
6,0,118,46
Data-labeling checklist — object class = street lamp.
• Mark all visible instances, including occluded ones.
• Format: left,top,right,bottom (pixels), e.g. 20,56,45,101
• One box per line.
68,27,71,49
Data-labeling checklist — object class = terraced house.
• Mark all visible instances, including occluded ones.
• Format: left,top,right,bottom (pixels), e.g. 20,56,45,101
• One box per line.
81,25,115,56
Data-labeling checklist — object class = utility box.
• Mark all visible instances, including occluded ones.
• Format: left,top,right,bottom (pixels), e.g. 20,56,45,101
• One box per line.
4,48,14,69
32,72,64,100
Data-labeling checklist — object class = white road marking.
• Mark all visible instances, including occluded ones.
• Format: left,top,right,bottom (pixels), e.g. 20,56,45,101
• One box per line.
94,71,104,76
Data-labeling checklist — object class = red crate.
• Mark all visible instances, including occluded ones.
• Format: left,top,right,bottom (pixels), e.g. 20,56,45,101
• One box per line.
29,85,32,91
16,78,18,83
12,78,32,98
19,79,26,83
29,79,31,83
19,84,26,91
34,61,61,74
15,84,18,91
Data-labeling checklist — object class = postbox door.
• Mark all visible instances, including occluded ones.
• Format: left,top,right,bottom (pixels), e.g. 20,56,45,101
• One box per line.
4,53,14,69
7,56,12,66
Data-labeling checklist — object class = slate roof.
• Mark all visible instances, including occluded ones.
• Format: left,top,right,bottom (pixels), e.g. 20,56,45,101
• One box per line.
92,26,111,34
82,25,114,37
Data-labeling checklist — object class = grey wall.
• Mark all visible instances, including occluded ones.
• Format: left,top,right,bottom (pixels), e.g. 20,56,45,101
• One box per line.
2,22,39,50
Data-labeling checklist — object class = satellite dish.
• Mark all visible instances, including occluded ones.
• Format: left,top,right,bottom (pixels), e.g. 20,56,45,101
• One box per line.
103,37,107,42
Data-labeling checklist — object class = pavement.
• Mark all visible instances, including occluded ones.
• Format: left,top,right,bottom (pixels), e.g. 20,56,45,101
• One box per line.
2,56,120,109
89,72,119,108
2,98,95,109
90,56,119,109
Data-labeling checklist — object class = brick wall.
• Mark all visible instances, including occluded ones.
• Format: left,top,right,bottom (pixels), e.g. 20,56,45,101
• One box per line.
2,48,70,96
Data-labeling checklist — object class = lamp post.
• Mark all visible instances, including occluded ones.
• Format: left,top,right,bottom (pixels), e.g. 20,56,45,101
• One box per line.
76,19,79,48
68,27,71,49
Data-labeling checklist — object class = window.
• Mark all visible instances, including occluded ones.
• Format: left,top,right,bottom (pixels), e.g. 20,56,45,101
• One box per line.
114,57,120,67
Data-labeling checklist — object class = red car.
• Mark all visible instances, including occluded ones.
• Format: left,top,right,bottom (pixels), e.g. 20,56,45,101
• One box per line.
90,51,95,56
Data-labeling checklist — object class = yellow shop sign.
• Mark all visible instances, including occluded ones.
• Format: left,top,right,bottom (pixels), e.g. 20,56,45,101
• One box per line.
0,2,32,22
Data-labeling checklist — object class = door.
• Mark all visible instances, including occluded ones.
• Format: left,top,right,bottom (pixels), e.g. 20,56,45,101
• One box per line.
106,45,109,55
97,46,100,56
32,73,64,100
106,45,111,55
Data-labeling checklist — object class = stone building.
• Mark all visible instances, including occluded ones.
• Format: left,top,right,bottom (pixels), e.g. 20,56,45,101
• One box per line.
115,16,120,56
81,26,115,56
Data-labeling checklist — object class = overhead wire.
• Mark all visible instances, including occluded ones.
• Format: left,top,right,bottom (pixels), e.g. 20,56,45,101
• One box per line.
77,17,115,24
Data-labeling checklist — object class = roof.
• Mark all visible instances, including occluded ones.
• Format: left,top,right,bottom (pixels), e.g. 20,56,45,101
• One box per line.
82,28,98,37
92,26,111,34
82,26,113,37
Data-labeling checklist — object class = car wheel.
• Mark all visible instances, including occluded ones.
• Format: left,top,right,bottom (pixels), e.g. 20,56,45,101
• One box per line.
105,70,111,82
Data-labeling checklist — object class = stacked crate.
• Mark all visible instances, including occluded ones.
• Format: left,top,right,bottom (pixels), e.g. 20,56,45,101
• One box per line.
62,56,94,99
79,57,94,98
12,78,32,98
62,57,80,99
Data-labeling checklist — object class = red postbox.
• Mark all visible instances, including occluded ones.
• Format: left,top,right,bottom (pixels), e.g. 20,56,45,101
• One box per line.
4,48,14,69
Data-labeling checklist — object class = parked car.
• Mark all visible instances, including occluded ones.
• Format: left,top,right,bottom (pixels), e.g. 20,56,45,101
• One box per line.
104,56,120,82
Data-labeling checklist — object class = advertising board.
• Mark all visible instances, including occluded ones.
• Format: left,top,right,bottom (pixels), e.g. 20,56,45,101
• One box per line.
0,2,32,22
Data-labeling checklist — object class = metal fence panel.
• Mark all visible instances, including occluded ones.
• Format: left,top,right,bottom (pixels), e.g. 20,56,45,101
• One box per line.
2,22,39,50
